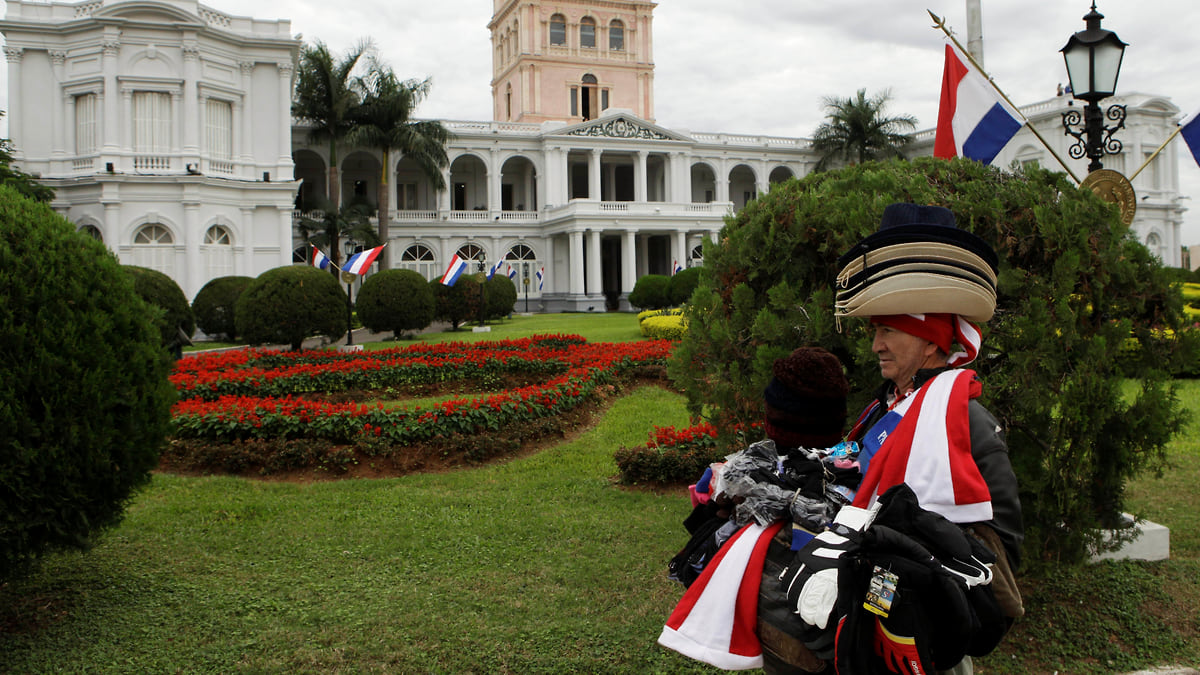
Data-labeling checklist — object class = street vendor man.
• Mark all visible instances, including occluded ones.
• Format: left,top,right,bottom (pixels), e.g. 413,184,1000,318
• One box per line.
835,202,1024,674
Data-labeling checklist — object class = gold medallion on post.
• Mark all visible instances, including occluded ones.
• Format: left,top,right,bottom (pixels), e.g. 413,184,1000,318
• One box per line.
1080,169,1137,226
341,270,357,284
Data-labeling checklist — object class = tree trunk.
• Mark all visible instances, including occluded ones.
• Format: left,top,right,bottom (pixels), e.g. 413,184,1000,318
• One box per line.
377,149,391,269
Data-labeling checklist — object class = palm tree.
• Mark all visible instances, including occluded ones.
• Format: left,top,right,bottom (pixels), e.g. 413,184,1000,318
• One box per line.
810,89,918,171
346,68,450,269
292,39,374,211
297,199,381,269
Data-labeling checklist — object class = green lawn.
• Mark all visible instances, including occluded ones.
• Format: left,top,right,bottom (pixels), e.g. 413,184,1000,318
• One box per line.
9,313,1200,673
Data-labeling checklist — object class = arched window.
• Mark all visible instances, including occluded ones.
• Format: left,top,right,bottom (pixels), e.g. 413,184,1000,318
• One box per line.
609,19,625,50
455,243,487,273
131,223,175,274
79,224,103,242
202,225,234,279
580,16,596,48
690,244,704,267
1146,232,1165,261
400,243,438,280
505,244,541,295
549,14,566,46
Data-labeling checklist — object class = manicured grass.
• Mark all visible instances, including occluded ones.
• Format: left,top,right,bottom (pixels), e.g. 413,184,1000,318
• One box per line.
393,312,647,346
0,386,716,674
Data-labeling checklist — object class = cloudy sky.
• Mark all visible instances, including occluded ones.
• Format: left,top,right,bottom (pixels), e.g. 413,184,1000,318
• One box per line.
5,0,1200,242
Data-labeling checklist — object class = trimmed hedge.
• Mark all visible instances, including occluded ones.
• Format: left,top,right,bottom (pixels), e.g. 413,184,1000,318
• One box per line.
1,185,174,580
356,269,435,338
123,265,195,350
640,314,687,340
235,265,348,351
192,275,252,341
628,274,671,310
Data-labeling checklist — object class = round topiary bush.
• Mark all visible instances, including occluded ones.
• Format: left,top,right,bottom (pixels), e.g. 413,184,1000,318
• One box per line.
668,156,1200,566
0,184,175,581
484,275,518,320
123,265,195,350
628,274,671,310
192,275,253,341
667,265,704,306
431,275,479,330
235,265,348,350
356,269,436,338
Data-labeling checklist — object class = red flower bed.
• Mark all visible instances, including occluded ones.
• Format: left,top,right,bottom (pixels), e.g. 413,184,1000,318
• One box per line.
170,335,672,446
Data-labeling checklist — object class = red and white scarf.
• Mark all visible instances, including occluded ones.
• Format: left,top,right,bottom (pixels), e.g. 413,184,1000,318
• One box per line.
851,369,993,523
658,521,784,670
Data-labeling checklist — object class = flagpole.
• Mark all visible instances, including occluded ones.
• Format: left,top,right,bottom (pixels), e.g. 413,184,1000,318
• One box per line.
928,10,1083,185
1128,125,1184,183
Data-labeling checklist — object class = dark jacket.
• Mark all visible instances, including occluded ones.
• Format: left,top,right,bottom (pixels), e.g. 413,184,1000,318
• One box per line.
852,368,1024,569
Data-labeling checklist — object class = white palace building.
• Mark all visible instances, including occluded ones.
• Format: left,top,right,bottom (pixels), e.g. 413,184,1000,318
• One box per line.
1,0,1188,311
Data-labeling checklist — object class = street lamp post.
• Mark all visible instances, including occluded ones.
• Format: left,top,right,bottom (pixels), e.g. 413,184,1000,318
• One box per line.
343,239,356,346
1060,2,1127,174
477,260,486,327
522,262,530,313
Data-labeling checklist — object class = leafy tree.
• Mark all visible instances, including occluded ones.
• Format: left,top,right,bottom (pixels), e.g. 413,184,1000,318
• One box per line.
430,276,480,330
667,266,704,306
346,69,450,269
628,274,671,310
356,268,435,338
484,275,518,320
123,265,195,353
292,39,373,213
810,88,917,171
0,110,54,202
235,265,347,350
668,157,1199,567
1,185,173,580
192,275,253,341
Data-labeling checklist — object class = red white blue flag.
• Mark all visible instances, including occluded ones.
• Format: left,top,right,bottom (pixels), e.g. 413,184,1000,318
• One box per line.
486,260,502,281
1179,106,1200,167
535,266,544,290
506,263,518,280
311,245,331,270
441,254,469,286
934,43,1024,165
672,260,684,276
341,244,384,275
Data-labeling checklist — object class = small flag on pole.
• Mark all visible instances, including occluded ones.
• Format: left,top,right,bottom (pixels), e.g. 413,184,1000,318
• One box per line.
311,245,331,270
1179,107,1200,167
441,254,469,286
507,263,517,280
672,260,684,276
341,245,385,275
486,260,502,281
934,43,1024,165
536,266,544,291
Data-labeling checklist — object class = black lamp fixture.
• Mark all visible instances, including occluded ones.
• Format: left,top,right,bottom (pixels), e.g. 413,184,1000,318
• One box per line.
343,238,357,346
1060,2,1128,173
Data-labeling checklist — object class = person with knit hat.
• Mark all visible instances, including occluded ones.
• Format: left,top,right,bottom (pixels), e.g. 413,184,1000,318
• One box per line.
836,203,1024,675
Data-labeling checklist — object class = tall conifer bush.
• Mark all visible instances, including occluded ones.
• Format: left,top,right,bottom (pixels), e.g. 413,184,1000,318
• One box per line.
668,157,1198,566
0,186,174,580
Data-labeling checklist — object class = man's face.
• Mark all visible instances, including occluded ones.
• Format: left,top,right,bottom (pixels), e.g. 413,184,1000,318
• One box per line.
871,323,941,390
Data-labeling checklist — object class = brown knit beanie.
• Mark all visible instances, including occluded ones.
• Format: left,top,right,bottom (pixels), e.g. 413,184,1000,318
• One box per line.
763,347,849,449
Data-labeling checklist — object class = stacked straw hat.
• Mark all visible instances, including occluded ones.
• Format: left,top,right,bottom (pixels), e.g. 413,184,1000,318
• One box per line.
834,203,998,322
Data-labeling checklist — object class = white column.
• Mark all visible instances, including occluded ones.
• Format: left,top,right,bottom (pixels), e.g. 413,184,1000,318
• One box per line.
634,150,646,203
239,61,255,168
636,234,649,277
239,207,254,276
276,62,294,170
439,235,453,267
542,235,555,294
278,206,293,267
119,88,133,157
3,48,22,156
589,148,602,200
717,160,730,203
756,160,769,199
50,51,67,160
568,230,585,296
171,91,184,164
587,229,602,296
103,202,121,256
674,230,687,270
622,230,637,294
182,42,200,158
184,202,202,297
102,38,120,153
64,91,76,162
488,147,501,214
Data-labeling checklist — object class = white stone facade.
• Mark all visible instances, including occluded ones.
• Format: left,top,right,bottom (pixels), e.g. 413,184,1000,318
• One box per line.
2,0,1188,309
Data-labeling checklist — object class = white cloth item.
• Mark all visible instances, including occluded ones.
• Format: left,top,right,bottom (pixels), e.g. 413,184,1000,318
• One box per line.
798,567,840,629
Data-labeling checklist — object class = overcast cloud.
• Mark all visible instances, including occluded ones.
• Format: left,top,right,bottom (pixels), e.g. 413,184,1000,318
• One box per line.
4,0,1200,243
